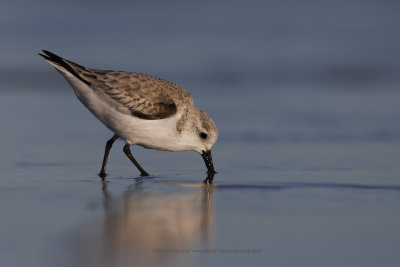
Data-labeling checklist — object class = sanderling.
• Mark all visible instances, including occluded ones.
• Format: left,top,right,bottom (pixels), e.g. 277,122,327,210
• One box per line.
39,50,218,182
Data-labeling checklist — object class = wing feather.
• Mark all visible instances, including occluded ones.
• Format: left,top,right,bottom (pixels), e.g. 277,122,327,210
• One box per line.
91,71,188,119
40,50,193,120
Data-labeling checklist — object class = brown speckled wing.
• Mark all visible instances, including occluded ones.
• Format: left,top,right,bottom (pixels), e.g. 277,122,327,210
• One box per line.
94,71,180,119
66,62,192,120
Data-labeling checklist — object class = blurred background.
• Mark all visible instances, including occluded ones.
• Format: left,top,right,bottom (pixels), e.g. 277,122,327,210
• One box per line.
3,0,400,92
1,0,400,267
2,0,400,150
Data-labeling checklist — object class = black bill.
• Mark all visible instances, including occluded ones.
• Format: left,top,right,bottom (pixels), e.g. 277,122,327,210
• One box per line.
201,150,216,174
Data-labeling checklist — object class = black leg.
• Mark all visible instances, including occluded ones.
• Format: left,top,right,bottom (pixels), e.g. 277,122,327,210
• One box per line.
203,172,215,185
123,144,149,176
99,134,118,178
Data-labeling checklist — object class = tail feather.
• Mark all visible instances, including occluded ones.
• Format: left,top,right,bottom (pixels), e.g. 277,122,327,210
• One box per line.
39,50,91,86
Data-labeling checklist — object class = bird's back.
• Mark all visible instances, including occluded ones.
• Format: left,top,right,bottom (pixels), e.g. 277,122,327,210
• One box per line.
39,50,194,121
83,70,194,120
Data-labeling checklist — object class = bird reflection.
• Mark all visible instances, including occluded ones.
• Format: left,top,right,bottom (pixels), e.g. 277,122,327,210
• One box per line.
73,177,214,267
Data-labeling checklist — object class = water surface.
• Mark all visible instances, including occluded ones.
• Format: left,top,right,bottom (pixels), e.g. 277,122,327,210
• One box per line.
1,88,400,267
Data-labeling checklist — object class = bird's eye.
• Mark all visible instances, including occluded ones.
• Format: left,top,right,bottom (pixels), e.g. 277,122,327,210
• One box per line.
200,132,208,139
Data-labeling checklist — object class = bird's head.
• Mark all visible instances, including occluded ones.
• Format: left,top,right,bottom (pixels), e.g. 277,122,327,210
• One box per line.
180,108,218,174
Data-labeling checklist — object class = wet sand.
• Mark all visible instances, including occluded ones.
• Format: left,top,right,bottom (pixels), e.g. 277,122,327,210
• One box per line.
1,90,400,267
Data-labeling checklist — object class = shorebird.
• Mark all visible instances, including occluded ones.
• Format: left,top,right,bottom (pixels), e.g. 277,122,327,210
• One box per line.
39,50,218,181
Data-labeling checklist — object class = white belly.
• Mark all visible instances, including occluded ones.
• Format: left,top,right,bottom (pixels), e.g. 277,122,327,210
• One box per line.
65,73,185,152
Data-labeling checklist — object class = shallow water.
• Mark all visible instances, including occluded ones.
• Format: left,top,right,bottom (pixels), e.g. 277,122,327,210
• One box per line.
1,88,400,267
